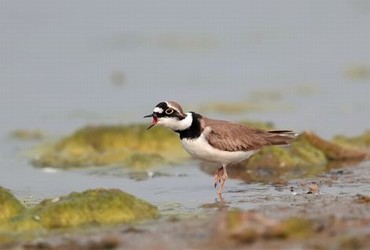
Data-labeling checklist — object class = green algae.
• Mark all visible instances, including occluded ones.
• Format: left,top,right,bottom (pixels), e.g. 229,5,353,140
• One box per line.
32,124,187,169
242,132,328,181
0,187,25,222
0,188,159,237
32,189,159,228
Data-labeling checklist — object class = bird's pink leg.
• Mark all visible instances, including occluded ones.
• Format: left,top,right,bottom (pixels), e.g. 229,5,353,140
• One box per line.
214,165,228,195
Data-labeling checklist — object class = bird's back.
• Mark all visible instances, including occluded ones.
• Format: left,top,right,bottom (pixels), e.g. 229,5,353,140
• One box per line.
201,116,297,152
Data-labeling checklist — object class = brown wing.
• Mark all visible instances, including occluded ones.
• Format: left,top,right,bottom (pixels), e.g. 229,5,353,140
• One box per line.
202,117,297,152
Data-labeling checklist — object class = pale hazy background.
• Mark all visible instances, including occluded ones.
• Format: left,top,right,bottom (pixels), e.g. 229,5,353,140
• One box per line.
1,1,370,138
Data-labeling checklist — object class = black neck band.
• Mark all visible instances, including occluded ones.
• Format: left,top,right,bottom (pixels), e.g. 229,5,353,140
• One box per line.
176,112,202,139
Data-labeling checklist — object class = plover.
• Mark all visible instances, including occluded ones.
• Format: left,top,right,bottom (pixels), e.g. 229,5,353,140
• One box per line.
144,101,297,195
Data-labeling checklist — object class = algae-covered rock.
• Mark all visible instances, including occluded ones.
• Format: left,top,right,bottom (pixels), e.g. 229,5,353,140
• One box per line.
0,187,25,222
0,188,159,233
33,189,159,228
32,124,187,169
247,131,369,170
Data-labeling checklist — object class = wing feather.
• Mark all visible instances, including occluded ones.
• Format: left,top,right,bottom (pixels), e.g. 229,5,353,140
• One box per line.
202,117,297,152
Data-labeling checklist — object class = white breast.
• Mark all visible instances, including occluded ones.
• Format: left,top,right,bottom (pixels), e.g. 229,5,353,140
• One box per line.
180,132,257,166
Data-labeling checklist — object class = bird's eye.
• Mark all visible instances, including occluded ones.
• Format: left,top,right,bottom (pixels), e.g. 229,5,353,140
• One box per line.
165,108,174,115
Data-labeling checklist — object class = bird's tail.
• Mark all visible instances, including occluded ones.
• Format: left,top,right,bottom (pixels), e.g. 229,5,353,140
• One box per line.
266,130,299,145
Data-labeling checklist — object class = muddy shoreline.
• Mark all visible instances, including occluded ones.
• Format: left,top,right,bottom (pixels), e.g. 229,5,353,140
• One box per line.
1,161,368,250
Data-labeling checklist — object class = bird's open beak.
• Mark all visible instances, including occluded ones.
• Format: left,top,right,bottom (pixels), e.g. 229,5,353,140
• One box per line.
143,113,158,130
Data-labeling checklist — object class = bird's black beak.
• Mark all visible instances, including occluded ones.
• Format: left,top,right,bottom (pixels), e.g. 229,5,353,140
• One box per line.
143,113,157,130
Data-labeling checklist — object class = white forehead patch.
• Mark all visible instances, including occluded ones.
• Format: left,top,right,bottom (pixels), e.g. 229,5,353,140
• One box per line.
154,107,164,113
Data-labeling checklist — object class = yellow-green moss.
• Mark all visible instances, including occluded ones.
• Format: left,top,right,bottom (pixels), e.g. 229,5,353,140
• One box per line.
1,214,44,233
0,188,159,234
33,189,159,228
33,124,187,169
0,187,25,222
244,133,327,181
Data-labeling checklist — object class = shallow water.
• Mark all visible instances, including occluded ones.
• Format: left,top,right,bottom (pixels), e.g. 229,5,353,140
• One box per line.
1,1,370,215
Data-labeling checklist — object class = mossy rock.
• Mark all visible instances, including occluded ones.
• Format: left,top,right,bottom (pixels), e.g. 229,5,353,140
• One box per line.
33,189,159,228
32,124,187,169
0,189,159,233
0,187,25,222
241,133,327,181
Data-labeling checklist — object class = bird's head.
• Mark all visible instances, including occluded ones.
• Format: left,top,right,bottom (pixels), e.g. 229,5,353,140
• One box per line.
144,101,191,131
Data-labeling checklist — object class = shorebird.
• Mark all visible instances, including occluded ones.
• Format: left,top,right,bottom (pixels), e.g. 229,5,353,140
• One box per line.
144,101,297,195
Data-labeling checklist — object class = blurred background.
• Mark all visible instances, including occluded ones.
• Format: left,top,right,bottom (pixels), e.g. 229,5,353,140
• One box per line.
1,1,370,207
1,0,370,139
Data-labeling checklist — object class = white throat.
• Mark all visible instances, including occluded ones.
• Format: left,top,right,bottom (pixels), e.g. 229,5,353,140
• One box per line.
158,112,193,131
